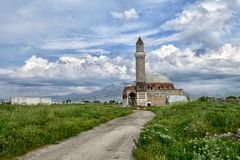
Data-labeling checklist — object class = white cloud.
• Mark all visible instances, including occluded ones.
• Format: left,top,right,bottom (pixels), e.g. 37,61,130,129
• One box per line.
1,42,240,97
146,43,240,96
111,8,139,20
145,33,182,47
19,56,54,77
0,69,14,75
76,48,110,55
147,43,240,74
0,53,135,97
16,54,134,80
41,26,159,50
69,86,100,94
160,0,240,48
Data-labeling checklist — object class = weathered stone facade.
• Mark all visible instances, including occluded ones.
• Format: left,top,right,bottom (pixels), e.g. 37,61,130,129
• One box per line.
122,37,185,107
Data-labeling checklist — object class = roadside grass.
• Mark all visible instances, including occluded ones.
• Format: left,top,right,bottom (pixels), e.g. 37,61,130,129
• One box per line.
133,101,240,160
0,103,132,159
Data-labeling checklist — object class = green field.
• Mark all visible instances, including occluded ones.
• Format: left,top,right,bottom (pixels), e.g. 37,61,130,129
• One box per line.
0,103,132,159
133,101,240,160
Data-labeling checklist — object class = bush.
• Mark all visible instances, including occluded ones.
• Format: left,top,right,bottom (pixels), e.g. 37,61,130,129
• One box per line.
133,101,240,160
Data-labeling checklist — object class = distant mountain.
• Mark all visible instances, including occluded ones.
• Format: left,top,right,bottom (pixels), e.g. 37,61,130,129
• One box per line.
49,82,130,102
49,93,85,102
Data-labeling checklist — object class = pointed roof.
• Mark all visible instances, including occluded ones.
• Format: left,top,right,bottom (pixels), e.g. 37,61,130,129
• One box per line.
136,37,144,45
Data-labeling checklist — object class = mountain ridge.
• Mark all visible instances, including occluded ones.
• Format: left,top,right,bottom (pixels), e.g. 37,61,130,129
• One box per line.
49,82,130,102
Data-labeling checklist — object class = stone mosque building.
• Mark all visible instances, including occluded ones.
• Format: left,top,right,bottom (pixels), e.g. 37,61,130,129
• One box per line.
122,37,185,107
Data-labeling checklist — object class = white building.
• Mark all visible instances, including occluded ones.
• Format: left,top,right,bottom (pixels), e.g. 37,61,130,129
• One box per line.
11,97,52,105
166,95,188,104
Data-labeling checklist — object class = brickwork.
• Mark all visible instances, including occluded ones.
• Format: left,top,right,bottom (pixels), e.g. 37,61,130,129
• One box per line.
146,83,174,90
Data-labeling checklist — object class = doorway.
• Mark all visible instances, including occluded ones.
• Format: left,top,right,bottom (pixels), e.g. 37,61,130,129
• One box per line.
128,92,136,107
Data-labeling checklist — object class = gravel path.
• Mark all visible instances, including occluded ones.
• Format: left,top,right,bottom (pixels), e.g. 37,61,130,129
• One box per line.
18,110,155,160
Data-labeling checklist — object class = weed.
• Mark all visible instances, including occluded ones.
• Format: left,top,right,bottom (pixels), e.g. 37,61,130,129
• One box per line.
133,101,240,160
0,104,132,159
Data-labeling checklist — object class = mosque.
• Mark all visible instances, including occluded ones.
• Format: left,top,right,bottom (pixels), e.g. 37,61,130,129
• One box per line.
122,37,185,107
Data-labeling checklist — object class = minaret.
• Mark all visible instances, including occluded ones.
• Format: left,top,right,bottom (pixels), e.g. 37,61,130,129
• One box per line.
135,37,146,92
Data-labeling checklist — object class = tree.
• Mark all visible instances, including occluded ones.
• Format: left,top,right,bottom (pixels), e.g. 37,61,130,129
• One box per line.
109,100,116,104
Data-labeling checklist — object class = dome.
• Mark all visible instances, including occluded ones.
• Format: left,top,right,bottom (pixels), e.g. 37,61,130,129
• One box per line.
146,73,172,83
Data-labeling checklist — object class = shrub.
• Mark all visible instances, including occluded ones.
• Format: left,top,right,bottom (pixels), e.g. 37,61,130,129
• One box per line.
133,101,240,160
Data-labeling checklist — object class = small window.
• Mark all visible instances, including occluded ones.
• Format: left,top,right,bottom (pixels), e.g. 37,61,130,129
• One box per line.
151,87,153,90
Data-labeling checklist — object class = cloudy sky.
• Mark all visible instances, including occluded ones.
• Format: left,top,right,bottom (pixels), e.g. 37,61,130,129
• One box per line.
1,0,240,98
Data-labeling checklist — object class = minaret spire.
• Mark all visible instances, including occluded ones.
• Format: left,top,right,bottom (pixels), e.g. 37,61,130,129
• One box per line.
136,37,144,52
135,37,146,92
136,37,143,44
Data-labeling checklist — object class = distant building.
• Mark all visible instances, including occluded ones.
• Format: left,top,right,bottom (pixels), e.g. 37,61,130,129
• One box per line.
0,98,11,104
11,97,51,105
122,37,187,107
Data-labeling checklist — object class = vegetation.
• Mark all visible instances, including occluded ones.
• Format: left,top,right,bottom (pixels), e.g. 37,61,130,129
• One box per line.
198,96,240,103
133,101,240,160
0,103,132,159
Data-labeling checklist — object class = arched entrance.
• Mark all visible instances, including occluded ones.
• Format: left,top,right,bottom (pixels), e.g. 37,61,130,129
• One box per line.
128,92,136,107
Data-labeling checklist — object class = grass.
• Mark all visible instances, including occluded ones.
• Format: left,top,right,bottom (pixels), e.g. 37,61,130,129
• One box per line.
0,103,132,159
133,101,240,160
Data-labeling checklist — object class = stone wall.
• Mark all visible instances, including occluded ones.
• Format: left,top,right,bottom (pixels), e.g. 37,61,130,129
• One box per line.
136,92,147,106
146,89,184,106
147,92,166,106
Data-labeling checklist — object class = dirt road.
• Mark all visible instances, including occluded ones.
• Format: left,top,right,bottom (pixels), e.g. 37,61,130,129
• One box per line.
18,110,155,160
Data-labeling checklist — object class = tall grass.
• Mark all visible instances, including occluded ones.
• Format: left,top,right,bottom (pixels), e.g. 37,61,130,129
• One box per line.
0,103,132,159
133,101,240,160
